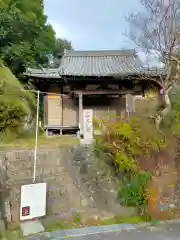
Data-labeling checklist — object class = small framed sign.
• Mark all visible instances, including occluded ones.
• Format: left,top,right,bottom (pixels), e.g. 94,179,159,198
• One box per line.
20,183,46,221
22,206,30,216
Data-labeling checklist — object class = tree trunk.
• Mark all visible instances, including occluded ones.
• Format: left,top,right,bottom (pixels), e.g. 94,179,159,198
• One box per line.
156,87,172,129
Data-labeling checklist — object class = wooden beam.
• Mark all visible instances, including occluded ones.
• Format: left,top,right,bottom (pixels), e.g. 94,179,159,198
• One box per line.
72,89,141,95
73,90,122,95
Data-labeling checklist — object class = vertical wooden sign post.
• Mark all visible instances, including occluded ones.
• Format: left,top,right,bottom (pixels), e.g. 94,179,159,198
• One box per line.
82,109,93,144
126,94,135,119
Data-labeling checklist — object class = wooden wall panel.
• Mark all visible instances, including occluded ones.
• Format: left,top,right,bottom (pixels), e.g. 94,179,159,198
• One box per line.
47,94,62,126
62,98,78,127
83,97,126,122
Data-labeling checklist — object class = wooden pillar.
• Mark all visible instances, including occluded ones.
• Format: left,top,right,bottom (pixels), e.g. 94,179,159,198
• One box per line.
45,128,48,136
43,94,46,126
43,93,48,135
78,92,83,137
141,83,145,97
60,83,63,135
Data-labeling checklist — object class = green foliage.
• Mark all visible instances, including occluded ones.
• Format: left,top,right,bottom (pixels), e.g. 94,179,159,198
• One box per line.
161,88,180,131
94,116,166,174
117,171,151,207
94,115,165,209
73,212,82,225
0,65,35,134
94,89,180,211
52,39,72,67
0,96,28,131
96,215,150,225
0,0,72,75
115,152,137,173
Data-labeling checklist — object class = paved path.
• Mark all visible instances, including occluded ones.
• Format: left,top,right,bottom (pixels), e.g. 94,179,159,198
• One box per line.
69,224,180,240
27,221,180,240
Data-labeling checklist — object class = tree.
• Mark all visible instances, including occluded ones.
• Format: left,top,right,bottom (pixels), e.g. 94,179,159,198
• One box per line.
127,0,180,128
0,0,72,75
49,38,73,68
53,39,72,59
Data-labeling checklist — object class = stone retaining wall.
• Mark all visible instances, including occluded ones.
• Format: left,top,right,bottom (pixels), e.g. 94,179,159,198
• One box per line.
0,145,136,223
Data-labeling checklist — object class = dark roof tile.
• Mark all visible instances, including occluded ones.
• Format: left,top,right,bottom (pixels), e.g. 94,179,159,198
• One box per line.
59,49,142,76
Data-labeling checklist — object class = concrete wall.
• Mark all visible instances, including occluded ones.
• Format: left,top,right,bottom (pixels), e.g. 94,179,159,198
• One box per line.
0,145,136,223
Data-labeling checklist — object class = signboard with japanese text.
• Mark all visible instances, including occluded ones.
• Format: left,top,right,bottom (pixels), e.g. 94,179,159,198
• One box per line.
126,94,135,113
83,109,93,141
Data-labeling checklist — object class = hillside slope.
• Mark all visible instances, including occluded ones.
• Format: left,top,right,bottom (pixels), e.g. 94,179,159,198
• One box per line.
0,64,36,134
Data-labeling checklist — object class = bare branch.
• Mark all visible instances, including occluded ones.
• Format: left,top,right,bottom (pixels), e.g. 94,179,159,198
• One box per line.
127,0,180,61
126,0,180,129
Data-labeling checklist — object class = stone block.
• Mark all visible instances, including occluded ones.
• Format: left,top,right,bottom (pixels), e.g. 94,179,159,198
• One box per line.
0,219,5,234
20,220,44,236
4,200,12,223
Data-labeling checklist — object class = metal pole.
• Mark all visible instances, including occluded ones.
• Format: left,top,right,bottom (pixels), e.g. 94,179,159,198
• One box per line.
33,90,40,183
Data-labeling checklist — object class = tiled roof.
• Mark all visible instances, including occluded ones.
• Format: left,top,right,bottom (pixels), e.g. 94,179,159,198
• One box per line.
24,49,165,79
58,49,142,76
25,68,61,78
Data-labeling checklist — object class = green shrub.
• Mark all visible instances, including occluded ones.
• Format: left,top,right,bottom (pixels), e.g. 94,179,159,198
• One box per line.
74,212,82,224
94,116,165,174
0,96,28,131
117,171,151,208
0,65,35,134
115,152,137,173
93,116,164,210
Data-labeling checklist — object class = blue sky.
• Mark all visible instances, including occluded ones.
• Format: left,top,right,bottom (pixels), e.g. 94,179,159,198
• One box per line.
44,0,161,66
44,0,141,50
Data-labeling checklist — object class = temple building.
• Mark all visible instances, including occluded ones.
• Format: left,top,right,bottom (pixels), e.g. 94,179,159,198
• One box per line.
24,49,161,136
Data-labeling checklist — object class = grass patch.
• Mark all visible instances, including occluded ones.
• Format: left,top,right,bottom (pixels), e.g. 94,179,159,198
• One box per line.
0,135,79,150
85,215,150,226
44,220,82,232
4,215,150,237
44,215,150,232
45,212,83,232
0,228,23,240
73,212,82,225
0,224,23,240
